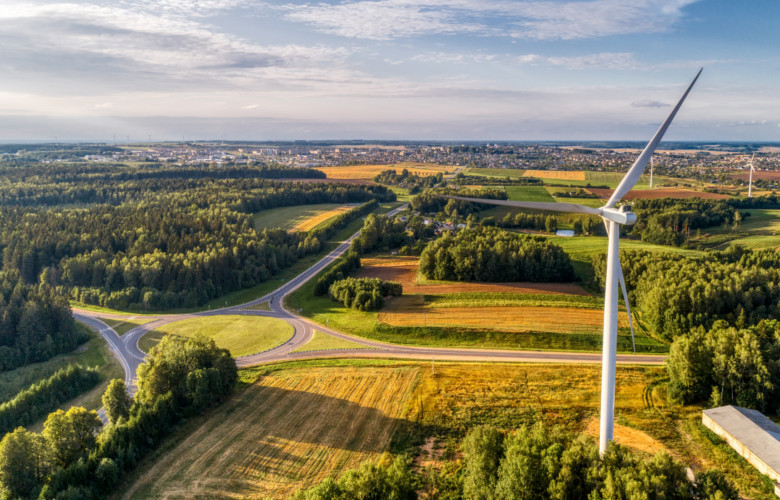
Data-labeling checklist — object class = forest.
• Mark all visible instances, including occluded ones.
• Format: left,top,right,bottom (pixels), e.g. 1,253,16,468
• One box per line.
328,277,402,311
419,226,574,282
0,335,237,499
296,423,737,499
373,168,443,193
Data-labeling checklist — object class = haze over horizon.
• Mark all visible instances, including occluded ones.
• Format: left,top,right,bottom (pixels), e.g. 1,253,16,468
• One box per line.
1,0,778,142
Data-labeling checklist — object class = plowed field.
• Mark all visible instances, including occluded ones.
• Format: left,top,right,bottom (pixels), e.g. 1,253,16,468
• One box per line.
122,366,420,499
586,188,729,200
730,171,780,181
378,297,627,334
317,163,456,180
523,170,586,180
357,257,588,296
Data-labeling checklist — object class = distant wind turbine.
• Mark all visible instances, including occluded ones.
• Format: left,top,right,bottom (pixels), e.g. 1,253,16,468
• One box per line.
440,68,702,455
748,152,756,198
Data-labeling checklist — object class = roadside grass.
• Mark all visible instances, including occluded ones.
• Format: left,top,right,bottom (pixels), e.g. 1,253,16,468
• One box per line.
97,316,157,336
0,324,120,407
252,203,354,232
290,330,372,353
137,315,293,357
243,302,271,311
117,364,421,499
69,201,403,316
118,360,773,499
504,185,556,202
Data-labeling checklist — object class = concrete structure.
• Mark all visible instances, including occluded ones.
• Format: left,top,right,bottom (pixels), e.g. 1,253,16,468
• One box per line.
702,405,780,495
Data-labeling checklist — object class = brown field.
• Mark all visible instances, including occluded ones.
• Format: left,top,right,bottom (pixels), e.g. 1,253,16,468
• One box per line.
730,171,780,181
291,205,354,232
522,170,586,181
357,257,588,296
121,366,420,499
587,187,729,200
317,162,457,180
585,418,665,455
378,296,627,334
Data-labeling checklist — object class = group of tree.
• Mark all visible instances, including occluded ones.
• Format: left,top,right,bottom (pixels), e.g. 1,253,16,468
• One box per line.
593,246,780,341
411,188,506,221
0,364,100,436
0,275,83,372
350,213,408,254
419,226,574,283
374,168,443,193
296,423,738,499
667,319,780,412
0,335,237,499
314,252,362,296
0,161,395,311
328,277,402,311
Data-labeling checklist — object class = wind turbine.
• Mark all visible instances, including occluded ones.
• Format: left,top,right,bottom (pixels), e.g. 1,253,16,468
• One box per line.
440,69,701,455
748,152,756,198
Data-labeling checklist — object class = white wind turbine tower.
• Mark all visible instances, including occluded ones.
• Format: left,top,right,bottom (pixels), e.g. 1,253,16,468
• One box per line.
441,69,701,455
748,152,756,198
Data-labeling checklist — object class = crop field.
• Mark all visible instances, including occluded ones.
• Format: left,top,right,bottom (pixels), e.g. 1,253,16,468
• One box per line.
586,187,730,200
139,315,293,357
252,203,355,232
523,170,586,181
504,185,556,202
463,168,527,178
121,365,420,499
357,256,589,296
378,296,628,335
730,170,780,181
317,162,456,180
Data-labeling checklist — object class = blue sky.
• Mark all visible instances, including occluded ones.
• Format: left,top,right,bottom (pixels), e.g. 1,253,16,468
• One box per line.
0,0,778,141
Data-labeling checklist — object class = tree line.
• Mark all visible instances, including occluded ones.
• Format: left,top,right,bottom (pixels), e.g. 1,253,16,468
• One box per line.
0,364,100,436
419,226,574,283
314,252,362,296
0,335,237,499
328,277,402,311
374,168,443,193
296,423,737,499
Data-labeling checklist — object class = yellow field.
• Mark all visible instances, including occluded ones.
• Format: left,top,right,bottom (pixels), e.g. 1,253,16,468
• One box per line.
378,301,627,334
522,170,586,181
317,162,456,180
291,205,353,232
122,366,420,499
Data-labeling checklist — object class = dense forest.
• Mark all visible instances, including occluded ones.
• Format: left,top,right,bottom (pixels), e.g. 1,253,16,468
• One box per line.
296,423,737,499
0,335,237,499
593,247,780,340
0,162,395,311
419,226,574,282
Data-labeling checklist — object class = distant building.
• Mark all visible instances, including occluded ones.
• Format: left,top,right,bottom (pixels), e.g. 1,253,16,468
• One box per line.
702,405,780,495
555,229,575,237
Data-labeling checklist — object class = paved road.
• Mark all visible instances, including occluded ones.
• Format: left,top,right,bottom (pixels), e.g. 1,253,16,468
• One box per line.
73,201,665,391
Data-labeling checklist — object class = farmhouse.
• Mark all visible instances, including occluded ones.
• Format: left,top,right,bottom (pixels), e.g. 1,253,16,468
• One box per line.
702,405,780,495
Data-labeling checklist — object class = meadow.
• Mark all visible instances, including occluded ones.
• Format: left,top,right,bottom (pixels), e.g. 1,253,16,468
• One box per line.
119,360,775,499
252,203,356,232
97,316,157,335
138,315,293,357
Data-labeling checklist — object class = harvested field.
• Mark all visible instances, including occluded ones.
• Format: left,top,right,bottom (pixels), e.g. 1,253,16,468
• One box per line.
292,205,354,232
585,418,665,455
730,171,780,181
523,170,586,181
317,163,456,180
586,187,729,200
121,365,420,499
378,296,628,334
357,256,588,296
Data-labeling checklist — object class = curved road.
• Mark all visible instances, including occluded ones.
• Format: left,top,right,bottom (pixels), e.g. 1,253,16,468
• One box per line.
73,203,665,390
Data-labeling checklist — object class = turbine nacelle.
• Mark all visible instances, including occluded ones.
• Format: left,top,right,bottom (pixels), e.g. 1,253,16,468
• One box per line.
601,207,636,226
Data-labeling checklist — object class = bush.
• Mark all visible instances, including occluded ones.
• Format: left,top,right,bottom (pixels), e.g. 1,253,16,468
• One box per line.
314,252,361,296
328,277,402,311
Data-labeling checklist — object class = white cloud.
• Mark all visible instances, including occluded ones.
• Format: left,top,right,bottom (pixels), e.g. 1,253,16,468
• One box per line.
282,0,701,40
242,104,260,109
516,54,541,64
410,52,496,64
546,52,639,70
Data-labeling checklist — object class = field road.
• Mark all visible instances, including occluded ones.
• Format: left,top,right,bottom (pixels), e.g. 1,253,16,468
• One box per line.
72,202,665,391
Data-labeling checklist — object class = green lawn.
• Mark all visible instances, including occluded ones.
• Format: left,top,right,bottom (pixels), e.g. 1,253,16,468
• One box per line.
252,203,352,232
138,315,294,357
505,186,556,202
97,316,157,335
291,331,372,353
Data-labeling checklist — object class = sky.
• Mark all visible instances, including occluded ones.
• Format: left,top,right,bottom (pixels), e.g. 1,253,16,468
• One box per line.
1,0,779,142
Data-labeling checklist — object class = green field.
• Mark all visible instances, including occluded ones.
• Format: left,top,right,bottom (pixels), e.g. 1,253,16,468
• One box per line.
138,315,293,357
464,167,526,178
291,330,372,353
504,185,556,202
120,360,774,500
98,316,157,335
252,203,351,232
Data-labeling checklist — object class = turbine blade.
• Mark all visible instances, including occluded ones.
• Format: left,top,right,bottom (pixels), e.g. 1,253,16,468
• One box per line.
441,195,602,216
606,68,703,208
